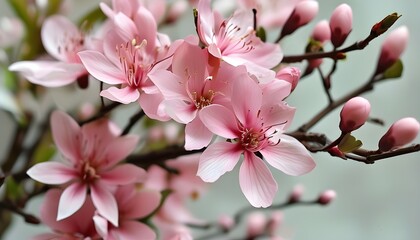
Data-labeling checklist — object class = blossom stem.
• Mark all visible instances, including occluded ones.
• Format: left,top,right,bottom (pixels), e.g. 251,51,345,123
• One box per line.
0,200,40,224
121,110,146,135
79,102,121,125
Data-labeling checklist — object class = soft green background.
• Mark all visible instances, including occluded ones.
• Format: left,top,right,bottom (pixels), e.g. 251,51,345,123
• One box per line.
1,0,420,239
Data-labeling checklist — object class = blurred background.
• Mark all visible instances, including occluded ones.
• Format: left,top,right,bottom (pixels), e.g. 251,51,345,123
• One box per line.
1,0,420,239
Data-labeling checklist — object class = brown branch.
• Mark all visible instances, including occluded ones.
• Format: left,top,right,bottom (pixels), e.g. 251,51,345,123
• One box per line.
79,102,121,125
0,200,40,224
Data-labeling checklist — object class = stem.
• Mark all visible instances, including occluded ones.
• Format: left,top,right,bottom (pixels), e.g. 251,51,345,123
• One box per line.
79,102,121,125
121,110,146,136
0,200,40,224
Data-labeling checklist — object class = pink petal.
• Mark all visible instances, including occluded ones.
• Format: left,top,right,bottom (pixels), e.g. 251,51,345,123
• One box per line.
164,99,196,124
113,13,138,41
100,86,140,104
91,182,119,227
9,61,86,87
122,190,161,219
139,92,171,121
27,162,77,185
100,164,147,185
102,135,139,169
184,117,213,150
260,135,316,176
199,104,239,139
51,111,81,163
112,221,156,240
148,69,187,100
78,50,125,84
133,7,158,53
231,75,262,126
41,15,79,61
197,141,242,182
259,103,295,131
93,215,109,238
239,152,278,208
57,182,87,221
208,43,222,58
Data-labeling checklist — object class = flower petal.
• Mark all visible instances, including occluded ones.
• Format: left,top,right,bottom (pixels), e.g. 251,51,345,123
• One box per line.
164,99,196,124
27,162,76,185
57,182,87,221
93,214,109,238
133,7,158,53
260,134,316,176
91,182,119,227
100,86,140,104
184,117,213,150
112,221,156,240
100,164,147,185
231,75,262,126
78,50,125,84
51,111,81,163
197,141,242,182
122,190,161,219
102,135,139,169
239,152,277,208
199,104,239,139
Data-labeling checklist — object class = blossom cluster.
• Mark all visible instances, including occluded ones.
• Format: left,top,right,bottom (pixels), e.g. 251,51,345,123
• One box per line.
1,0,419,239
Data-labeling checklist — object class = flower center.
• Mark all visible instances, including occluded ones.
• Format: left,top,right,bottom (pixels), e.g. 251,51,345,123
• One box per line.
116,38,149,88
240,128,265,151
192,89,215,109
81,161,99,183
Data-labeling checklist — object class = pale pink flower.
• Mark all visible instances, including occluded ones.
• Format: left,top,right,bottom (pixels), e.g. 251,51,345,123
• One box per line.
196,0,282,82
27,111,145,227
339,96,371,133
198,75,315,207
329,4,352,48
378,117,420,152
312,20,331,43
32,189,99,240
100,0,166,24
375,26,409,74
247,212,267,237
149,42,246,149
275,66,300,92
93,185,160,240
280,0,319,37
9,15,88,87
317,189,337,205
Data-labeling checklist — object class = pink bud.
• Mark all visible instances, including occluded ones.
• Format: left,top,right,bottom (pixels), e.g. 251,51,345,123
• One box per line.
328,146,346,159
281,0,319,37
375,26,409,74
339,97,371,133
246,212,267,238
218,214,234,232
378,117,420,152
318,190,336,205
288,184,304,203
329,4,352,48
312,20,331,43
276,66,301,92
267,211,283,236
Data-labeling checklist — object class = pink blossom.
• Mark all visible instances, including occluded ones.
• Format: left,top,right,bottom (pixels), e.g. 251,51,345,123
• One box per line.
246,212,267,238
100,0,166,24
198,75,315,207
329,4,352,48
280,0,319,37
378,117,420,152
312,20,331,43
339,97,371,133
317,190,337,205
9,15,87,87
275,66,301,92
32,189,99,240
27,111,145,227
196,0,282,82
93,185,160,240
149,42,247,149
375,26,409,74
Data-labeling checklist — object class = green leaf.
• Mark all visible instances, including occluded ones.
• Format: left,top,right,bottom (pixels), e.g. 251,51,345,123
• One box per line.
338,133,363,153
256,27,266,42
383,59,403,79
5,177,24,201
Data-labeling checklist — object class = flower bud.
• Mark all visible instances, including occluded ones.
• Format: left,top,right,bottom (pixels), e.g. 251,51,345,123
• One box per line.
378,117,420,152
281,0,319,37
218,214,234,232
312,20,331,43
246,212,267,238
267,211,283,236
276,66,301,92
288,184,304,203
317,190,337,205
339,97,371,133
375,26,409,75
329,4,352,48
328,146,346,159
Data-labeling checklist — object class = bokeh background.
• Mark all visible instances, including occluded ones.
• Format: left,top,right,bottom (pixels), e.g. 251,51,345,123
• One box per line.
1,0,420,239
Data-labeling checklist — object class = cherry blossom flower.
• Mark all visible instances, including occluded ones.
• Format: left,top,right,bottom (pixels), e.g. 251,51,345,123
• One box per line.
196,0,282,82
378,117,420,152
197,74,315,207
93,185,160,240
27,111,145,227
339,96,371,133
33,189,100,240
149,42,246,149
9,15,88,87
329,4,353,48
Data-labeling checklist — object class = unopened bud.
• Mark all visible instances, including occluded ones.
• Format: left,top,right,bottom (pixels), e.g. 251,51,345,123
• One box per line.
288,184,304,203
371,13,401,37
218,214,234,232
329,4,353,48
378,117,420,152
375,26,409,75
317,190,336,205
312,19,331,43
276,67,301,92
328,146,346,159
339,97,371,133
246,212,267,238
281,0,319,37
267,211,284,236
